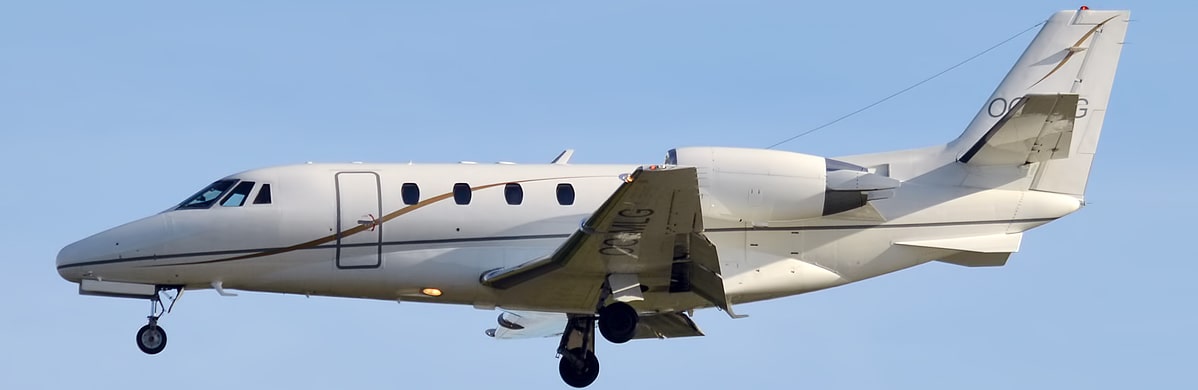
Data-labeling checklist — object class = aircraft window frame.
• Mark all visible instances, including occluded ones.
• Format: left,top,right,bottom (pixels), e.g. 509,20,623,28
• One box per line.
253,184,272,205
220,181,256,207
504,183,523,205
402,183,420,205
453,183,471,205
176,179,238,210
556,183,575,206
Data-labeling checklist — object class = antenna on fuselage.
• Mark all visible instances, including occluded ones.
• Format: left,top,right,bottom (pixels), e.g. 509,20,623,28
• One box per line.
551,149,574,165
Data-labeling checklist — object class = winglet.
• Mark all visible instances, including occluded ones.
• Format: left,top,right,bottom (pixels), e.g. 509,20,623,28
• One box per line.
551,149,574,165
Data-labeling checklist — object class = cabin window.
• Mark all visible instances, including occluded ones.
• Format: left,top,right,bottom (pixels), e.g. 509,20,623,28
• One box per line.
253,184,272,205
453,183,471,205
556,183,575,206
504,183,523,205
402,183,420,205
221,181,256,207
177,179,238,210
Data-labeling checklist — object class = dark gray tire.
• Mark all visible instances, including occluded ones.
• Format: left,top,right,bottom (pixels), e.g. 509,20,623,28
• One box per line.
136,324,167,355
558,348,599,388
597,302,638,344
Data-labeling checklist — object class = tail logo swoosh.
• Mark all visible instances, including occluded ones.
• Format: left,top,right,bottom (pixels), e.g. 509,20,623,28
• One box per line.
1029,14,1119,89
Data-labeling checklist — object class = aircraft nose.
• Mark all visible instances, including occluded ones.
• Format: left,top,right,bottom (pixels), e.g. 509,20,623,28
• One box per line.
56,214,170,282
56,232,119,282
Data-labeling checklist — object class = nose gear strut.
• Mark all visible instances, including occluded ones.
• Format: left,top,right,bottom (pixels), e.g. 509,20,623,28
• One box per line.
136,286,182,355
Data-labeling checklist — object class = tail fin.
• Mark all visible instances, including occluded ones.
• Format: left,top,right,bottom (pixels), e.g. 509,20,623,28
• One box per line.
951,9,1130,197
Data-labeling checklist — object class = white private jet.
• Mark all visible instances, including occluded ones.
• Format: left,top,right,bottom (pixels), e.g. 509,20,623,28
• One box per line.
57,9,1129,388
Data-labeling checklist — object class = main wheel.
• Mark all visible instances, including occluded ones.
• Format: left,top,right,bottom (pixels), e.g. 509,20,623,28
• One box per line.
136,324,167,355
558,348,599,388
597,302,638,344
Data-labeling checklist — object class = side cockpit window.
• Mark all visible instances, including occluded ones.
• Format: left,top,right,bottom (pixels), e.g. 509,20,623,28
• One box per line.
220,181,256,207
177,179,238,210
253,184,272,205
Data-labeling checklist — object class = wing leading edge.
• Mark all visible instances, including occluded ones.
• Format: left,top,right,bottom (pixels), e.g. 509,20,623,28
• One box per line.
480,166,742,318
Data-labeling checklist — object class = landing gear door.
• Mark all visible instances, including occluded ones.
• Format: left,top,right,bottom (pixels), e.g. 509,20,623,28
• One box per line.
335,172,382,269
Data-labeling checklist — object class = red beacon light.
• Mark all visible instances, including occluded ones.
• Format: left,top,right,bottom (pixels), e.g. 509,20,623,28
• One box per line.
1080,6,1089,10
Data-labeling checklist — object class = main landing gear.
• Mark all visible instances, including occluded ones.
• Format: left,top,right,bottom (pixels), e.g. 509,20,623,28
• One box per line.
597,302,638,344
555,301,641,388
136,286,182,355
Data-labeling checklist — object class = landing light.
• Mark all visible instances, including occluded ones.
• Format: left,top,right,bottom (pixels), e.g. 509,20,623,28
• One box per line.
421,288,443,297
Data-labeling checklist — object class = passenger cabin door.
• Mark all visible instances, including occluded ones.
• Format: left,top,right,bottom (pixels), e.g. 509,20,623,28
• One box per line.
335,172,382,269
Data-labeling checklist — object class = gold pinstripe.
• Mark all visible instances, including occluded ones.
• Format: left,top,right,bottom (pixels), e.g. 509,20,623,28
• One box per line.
1029,15,1119,88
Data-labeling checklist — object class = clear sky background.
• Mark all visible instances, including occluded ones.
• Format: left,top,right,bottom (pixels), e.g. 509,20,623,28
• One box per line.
2,1,1193,389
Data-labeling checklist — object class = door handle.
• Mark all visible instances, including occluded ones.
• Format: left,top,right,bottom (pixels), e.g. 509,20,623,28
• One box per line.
356,214,379,231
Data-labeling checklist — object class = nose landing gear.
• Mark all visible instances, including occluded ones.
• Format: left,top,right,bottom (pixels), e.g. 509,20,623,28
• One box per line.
136,286,182,355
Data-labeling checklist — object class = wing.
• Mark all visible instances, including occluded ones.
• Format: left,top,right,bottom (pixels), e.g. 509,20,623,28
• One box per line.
959,93,1079,166
480,166,742,318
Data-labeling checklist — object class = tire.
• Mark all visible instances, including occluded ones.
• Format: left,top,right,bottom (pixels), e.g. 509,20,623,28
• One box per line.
136,324,167,355
597,302,638,344
558,348,599,388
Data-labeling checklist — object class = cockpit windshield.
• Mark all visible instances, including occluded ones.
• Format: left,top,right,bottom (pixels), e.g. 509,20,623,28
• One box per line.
176,179,238,210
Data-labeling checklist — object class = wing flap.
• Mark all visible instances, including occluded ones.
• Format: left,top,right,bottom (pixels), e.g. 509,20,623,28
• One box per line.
633,312,704,340
687,233,746,318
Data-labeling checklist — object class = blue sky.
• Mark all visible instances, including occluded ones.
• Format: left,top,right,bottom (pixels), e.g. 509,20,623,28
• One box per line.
2,1,1194,388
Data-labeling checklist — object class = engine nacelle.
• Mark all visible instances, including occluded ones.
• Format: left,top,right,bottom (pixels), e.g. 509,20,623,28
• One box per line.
667,147,899,224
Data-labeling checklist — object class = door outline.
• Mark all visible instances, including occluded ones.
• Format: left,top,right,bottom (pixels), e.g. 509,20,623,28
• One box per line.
335,171,382,269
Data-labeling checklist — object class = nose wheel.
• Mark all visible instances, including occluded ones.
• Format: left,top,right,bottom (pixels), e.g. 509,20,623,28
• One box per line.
135,286,181,355
136,320,167,354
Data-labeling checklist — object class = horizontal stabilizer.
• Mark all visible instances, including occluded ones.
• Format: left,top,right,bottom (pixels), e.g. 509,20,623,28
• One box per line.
960,94,1078,166
937,252,1012,267
896,233,1023,253
897,233,1022,268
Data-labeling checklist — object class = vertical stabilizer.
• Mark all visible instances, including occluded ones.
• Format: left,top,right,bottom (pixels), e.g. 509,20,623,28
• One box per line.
951,9,1129,197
